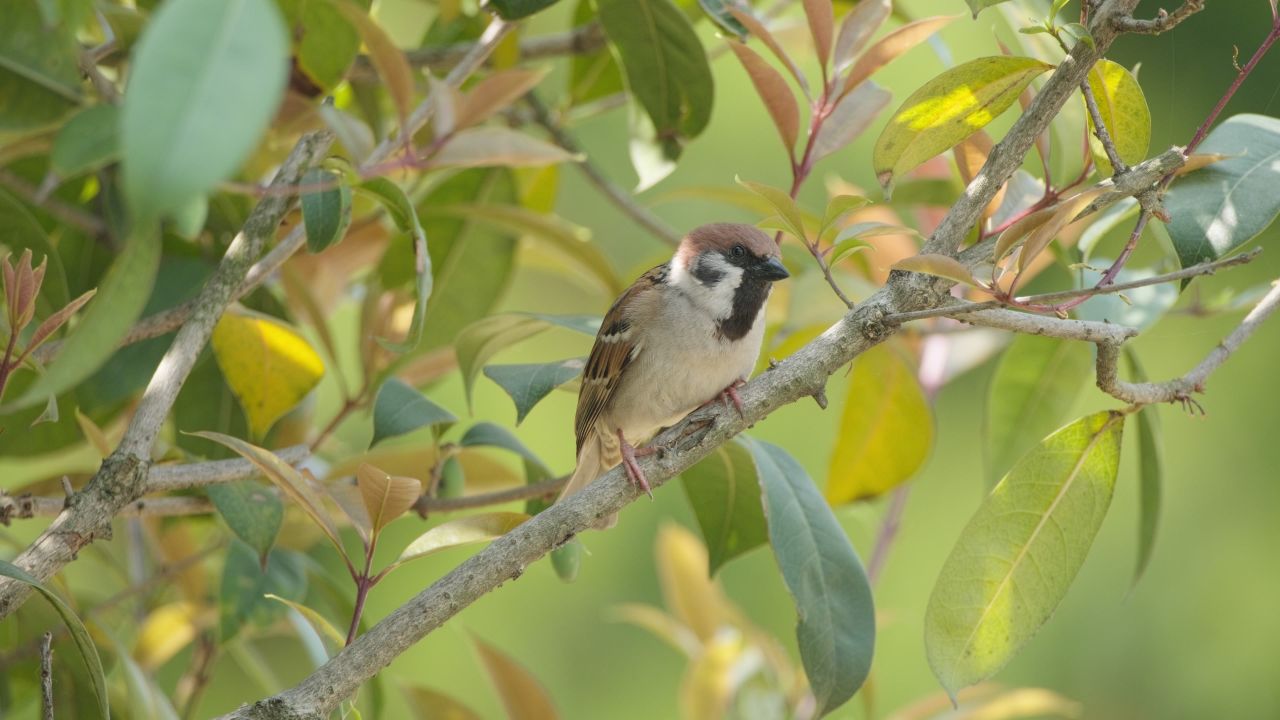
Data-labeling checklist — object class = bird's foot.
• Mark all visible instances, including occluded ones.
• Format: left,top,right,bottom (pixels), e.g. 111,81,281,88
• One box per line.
617,429,657,499
719,379,747,418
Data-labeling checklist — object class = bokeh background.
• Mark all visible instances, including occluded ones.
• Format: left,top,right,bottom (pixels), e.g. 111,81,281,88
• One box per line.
5,1,1280,718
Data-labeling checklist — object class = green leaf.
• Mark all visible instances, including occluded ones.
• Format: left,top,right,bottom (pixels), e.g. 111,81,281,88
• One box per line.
681,437,767,575
926,412,1124,697
121,0,288,222
737,177,807,243
488,0,561,19
455,312,599,409
5,225,160,412
551,539,583,583
826,343,934,504
747,437,875,717
460,421,549,471
597,0,714,161
276,0,359,90
208,480,283,566
0,0,81,132
1124,350,1162,588
51,105,121,177
219,540,308,641
264,593,346,652
1085,60,1150,176
964,0,1013,17
697,0,747,37
1165,114,1280,274
359,177,432,354
393,512,530,569
302,168,353,253
568,0,625,106
371,378,457,447
0,559,110,720
985,335,1093,486
873,56,1053,196
0,189,69,311
483,358,584,425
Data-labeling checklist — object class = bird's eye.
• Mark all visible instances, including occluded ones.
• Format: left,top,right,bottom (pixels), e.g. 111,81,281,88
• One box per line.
731,244,746,258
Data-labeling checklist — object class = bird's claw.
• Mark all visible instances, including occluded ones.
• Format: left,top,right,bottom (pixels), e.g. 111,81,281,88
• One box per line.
617,429,654,499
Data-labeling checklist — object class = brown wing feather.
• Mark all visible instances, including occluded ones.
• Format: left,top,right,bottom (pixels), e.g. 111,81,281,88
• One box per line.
574,264,667,453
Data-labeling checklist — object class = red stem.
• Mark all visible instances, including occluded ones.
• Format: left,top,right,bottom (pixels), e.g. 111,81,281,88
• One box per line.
345,534,379,646
0,330,19,402
1183,19,1280,157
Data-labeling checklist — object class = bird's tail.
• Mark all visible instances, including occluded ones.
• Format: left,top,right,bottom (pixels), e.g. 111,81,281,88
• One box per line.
559,432,619,529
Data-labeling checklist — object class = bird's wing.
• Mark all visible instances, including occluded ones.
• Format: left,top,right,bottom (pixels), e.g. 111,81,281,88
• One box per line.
574,264,667,453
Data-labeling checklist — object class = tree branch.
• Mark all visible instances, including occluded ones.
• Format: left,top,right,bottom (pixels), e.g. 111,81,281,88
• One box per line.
1097,279,1280,405
1113,0,1206,34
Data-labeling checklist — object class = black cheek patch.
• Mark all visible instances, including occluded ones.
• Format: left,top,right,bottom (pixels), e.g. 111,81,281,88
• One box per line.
717,278,770,341
692,256,726,286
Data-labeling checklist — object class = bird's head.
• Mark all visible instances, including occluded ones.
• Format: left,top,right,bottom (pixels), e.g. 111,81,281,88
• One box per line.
668,222,790,322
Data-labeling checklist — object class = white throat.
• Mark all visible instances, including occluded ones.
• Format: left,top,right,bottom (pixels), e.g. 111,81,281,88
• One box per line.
668,252,743,320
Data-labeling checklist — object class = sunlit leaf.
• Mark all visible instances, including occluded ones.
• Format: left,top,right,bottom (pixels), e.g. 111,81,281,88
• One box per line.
874,56,1052,196
1077,197,1139,263
219,540,308,641
1085,60,1150,176
729,41,800,151
456,312,599,408
356,462,422,534
395,512,530,568
926,412,1124,697
748,438,875,717
568,0,624,105
826,343,933,504
1165,114,1280,274
681,437,767,574
432,127,581,168
401,684,484,720
892,254,980,287
679,631,752,720
371,377,456,447
302,168,353,253
121,0,287,222
1124,350,1163,588
0,559,110,719
484,358,585,425
472,635,560,720
842,15,960,98
211,307,325,439
208,480,283,565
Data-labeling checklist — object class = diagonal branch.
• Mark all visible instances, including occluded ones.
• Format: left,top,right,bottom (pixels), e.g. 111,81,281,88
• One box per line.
1113,0,1206,34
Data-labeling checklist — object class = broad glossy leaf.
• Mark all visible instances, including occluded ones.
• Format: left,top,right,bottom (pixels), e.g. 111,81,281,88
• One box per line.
985,335,1093,485
456,312,599,408
219,540,308,641
302,168,353,253
6,225,160,411
1165,114,1280,272
277,0,360,90
597,0,714,158
0,559,110,719
811,81,892,163
395,512,530,567
472,636,559,720
208,480,284,565
0,0,81,131
371,378,456,447
874,56,1052,196
1085,60,1150,176
432,127,580,168
211,308,325,439
460,421,548,469
483,358,584,425
334,3,413,129
680,437,767,574
892,254,979,287
1124,349,1162,588
729,41,800,151
568,0,624,105
826,343,934,504
402,685,483,720
52,105,121,177
748,438,875,717
356,462,422,533
121,0,288,221
926,412,1124,697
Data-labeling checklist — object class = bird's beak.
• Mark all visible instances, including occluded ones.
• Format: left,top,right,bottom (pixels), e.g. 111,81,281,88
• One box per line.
755,256,790,281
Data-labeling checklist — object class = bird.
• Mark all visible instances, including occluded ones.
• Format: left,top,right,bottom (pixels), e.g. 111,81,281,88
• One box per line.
558,222,790,526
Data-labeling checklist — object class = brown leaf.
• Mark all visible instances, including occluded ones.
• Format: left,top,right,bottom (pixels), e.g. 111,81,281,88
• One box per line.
472,636,559,720
455,68,548,131
811,81,891,162
1017,188,1105,273
728,41,800,151
1176,153,1233,176
833,0,891,73
728,7,810,97
994,206,1056,262
892,254,979,287
802,0,835,67
355,462,422,534
401,685,484,720
841,15,959,98
335,3,415,132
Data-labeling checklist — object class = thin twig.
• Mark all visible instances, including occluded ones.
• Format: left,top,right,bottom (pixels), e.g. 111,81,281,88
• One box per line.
40,632,53,720
413,477,567,516
1113,0,1206,34
1079,78,1129,175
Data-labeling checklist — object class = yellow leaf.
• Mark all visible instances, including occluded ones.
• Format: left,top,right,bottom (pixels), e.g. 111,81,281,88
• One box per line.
874,56,1053,195
1175,152,1233,176
1085,60,1151,176
966,687,1082,719
826,343,933,504
133,602,208,669
892,254,979,286
355,463,422,534
401,684,484,720
609,603,701,656
472,636,559,720
395,512,529,568
679,631,752,720
655,524,737,643
211,308,324,439
74,407,112,458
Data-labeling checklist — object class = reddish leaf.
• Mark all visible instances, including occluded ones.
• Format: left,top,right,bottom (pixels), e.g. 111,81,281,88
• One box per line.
729,41,800,151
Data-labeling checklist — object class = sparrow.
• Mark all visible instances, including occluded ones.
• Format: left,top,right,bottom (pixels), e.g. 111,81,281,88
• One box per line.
558,223,790,525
